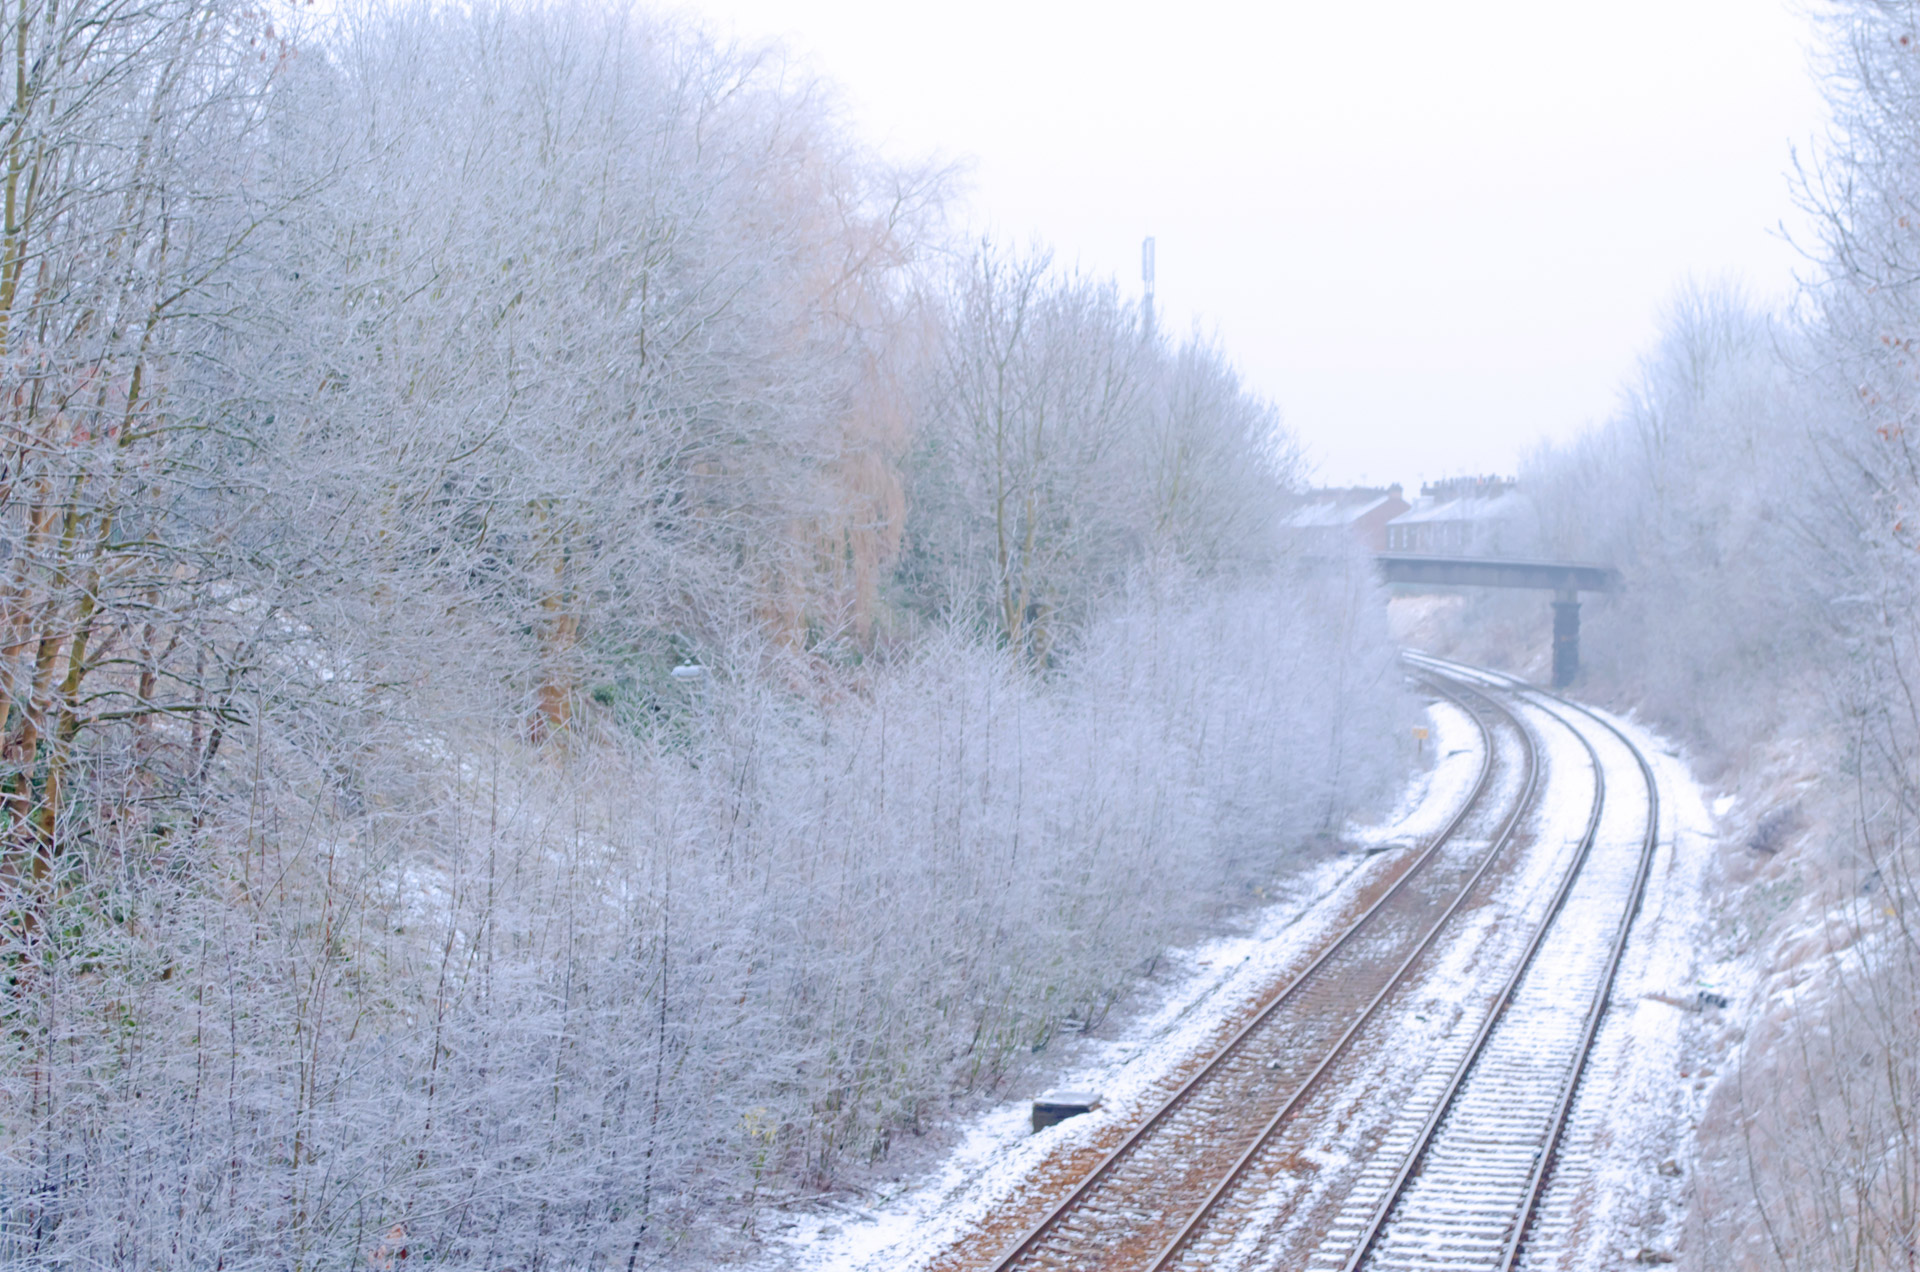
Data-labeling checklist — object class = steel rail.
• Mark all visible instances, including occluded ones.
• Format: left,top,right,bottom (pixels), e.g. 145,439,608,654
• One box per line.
1334,656,1611,1271
1141,663,1584,1271
1353,651,1662,1272
983,676,1534,1272
1413,655,1664,1269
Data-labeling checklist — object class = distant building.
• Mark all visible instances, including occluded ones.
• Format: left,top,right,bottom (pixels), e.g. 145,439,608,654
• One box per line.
1281,484,1411,553
1384,476,1524,555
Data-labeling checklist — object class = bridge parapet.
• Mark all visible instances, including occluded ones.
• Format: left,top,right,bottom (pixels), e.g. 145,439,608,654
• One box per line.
1373,554,1622,687
1374,554,1619,594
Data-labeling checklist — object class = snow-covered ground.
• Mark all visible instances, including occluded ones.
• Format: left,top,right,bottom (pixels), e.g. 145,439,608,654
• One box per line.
1408,660,1725,1269
1522,706,1721,1269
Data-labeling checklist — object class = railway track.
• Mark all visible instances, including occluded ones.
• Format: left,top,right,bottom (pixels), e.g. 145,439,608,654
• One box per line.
1312,655,1661,1272
981,676,1541,1271
974,657,1664,1272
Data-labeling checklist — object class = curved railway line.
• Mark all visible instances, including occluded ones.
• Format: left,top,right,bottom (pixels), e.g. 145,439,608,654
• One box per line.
968,655,1666,1272
1320,655,1662,1272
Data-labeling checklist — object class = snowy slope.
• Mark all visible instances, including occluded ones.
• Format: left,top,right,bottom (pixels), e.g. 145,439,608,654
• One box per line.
745,698,1483,1271
744,687,1721,1271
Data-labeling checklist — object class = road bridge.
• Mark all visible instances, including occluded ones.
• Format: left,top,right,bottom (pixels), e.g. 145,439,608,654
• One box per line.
1374,554,1621,687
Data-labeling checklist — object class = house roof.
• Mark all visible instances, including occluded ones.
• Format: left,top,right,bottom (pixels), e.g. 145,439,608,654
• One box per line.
1283,494,1401,529
1388,490,1525,527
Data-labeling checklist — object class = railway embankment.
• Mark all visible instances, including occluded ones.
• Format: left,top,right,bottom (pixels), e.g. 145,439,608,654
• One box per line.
747,687,1488,1271
749,660,1724,1272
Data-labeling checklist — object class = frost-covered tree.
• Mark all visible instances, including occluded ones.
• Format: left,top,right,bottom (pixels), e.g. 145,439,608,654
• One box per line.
1521,284,1826,749
0,2,1409,1265
1673,4,1920,1266
1511,8,1920,1266
0,0,291,929
902,244,1300,662
245,3,935,742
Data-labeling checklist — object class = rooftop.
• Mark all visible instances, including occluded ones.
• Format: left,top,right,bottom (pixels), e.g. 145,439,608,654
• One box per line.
1391,488,1526,526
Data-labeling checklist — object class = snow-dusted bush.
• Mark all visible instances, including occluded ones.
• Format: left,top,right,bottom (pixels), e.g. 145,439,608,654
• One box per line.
1,570,1401,1267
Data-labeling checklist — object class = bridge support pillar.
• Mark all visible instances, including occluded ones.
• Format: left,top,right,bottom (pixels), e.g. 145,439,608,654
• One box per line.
1551,590,1580,688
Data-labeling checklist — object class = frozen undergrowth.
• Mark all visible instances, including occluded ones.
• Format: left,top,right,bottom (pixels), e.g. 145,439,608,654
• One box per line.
1672,728,1888,1268
745,697,1482,1271
744,685,1727,1272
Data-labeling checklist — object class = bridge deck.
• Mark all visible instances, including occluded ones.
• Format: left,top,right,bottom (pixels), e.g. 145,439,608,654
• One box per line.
1374,555,1619,594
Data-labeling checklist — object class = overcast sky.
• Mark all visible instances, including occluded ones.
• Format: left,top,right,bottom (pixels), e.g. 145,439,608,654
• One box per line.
677,0,1826,489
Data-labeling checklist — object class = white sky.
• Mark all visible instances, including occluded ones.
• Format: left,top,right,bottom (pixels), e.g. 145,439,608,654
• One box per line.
676,0,1827,488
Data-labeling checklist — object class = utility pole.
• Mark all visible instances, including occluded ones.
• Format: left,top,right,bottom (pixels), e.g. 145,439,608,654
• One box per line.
1141,236,1156,340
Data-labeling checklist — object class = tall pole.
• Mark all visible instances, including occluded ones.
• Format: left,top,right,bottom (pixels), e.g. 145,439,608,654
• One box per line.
1141,236,1156,340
